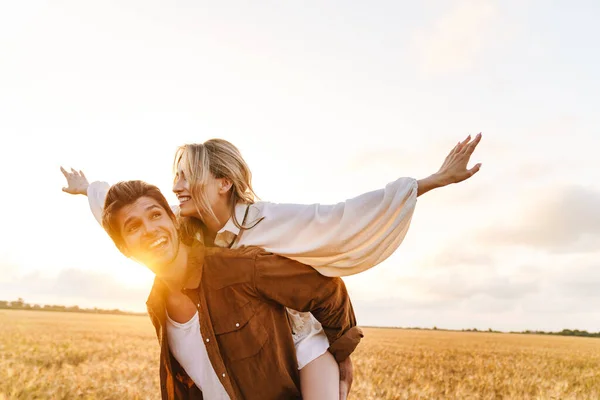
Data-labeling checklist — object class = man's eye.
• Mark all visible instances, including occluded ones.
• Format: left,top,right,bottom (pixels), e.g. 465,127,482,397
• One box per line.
127,224,139,233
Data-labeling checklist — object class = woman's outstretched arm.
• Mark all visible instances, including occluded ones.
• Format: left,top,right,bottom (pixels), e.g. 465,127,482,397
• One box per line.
417,132,482,196
60,166,109,225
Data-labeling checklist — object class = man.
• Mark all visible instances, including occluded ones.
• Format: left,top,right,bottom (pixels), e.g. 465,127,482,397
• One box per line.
100,180,363,399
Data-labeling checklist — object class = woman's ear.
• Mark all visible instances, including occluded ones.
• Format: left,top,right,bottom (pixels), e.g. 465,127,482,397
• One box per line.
219,178,233,194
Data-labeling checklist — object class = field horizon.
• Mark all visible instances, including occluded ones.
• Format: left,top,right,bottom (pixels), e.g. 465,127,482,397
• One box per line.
2,309,600,399
3,302,598,338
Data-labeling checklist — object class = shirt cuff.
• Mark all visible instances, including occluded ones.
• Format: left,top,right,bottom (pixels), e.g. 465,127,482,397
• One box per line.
327,326,364,362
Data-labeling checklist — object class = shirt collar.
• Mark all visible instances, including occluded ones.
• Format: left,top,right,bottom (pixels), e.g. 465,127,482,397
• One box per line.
145,246,205,318
216,203,249,237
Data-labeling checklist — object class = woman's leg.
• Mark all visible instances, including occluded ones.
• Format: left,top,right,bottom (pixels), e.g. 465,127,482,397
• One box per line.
300,351,340,400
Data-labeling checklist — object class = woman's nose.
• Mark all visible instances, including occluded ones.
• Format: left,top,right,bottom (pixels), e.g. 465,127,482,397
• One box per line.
173,177,183,193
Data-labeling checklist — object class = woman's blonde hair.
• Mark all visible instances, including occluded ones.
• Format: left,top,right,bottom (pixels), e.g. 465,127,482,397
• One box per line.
174,139,259,243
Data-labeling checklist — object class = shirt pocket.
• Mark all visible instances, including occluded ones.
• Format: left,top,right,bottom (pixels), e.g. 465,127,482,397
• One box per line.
213,300,268,361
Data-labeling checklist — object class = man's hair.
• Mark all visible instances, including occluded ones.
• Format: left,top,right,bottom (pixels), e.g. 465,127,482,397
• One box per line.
102,180,176,251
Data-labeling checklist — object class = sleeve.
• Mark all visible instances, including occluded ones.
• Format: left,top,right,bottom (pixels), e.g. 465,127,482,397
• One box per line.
253,251,363,362
87,181,111,226
86,181,180,226
247,177,418,277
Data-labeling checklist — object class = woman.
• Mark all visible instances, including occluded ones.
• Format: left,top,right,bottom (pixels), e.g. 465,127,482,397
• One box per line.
61,133,482,399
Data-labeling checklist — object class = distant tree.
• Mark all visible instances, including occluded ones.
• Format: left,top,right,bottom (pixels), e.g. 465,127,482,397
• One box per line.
11,298,25,308
0,299,146,317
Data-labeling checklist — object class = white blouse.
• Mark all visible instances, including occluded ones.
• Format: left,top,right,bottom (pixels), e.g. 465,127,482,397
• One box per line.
87,177,418,369
88,177,418,277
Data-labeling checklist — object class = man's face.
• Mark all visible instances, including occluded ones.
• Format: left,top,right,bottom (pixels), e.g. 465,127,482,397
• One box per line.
115,196,180,276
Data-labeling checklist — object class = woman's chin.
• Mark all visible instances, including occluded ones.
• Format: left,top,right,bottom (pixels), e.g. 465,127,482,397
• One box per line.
178,206,200,219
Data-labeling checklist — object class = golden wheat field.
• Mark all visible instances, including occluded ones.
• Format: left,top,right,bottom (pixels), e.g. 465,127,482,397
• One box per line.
1,310,599,400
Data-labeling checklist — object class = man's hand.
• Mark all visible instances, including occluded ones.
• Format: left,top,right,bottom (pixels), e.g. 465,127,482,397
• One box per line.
436,132,482,186
339,356,353,400
60,167,89,195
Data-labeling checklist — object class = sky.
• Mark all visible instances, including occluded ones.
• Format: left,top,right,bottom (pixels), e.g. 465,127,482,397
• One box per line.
1,0,599,332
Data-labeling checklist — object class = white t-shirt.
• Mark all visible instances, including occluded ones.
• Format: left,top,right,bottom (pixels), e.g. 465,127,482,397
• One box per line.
166,311,230,399
88,177,418,369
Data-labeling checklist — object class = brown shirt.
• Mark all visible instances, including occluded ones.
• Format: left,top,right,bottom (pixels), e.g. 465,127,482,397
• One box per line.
145,245,364,400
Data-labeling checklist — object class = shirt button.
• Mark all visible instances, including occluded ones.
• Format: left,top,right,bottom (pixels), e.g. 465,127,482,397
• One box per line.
235,323,240,328
197,303,200,307
206,338,210,342
222,373,226,378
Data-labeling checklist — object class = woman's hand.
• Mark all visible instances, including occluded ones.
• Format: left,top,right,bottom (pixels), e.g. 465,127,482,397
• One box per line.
417,133,482,196
436,132,482,185
60,166,89,196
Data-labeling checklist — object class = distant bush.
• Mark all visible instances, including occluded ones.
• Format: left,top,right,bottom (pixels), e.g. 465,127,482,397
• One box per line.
0,298,146,316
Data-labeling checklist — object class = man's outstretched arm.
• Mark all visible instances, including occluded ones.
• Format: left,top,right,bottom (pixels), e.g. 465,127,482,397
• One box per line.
253,250,363,363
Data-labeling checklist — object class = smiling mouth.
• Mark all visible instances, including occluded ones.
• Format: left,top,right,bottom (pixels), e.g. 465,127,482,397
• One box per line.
178,196,191,204
148,237,167,251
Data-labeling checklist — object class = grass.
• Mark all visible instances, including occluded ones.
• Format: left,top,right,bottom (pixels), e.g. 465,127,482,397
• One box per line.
2,310,599,399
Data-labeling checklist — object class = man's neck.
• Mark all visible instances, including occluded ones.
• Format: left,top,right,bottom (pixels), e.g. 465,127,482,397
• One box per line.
159,243,201,293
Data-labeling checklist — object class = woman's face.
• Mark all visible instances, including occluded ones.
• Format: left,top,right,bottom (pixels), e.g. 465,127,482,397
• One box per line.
173,162,221,221
172,163,222,221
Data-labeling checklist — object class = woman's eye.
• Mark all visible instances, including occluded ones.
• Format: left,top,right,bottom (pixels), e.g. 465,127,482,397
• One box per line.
127,224,139,233
152,212,162,219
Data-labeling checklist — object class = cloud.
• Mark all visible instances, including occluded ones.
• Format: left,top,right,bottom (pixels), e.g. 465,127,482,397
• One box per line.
478,185,600,252
395,267,540,303
351,242,600,331
0,262,16,282
346,148,423,172
546,263,600,303
412,0,499,76
353,261,600,331
51,269,149,301
0,268,150,312
516,262,600,315
425,245,495,268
